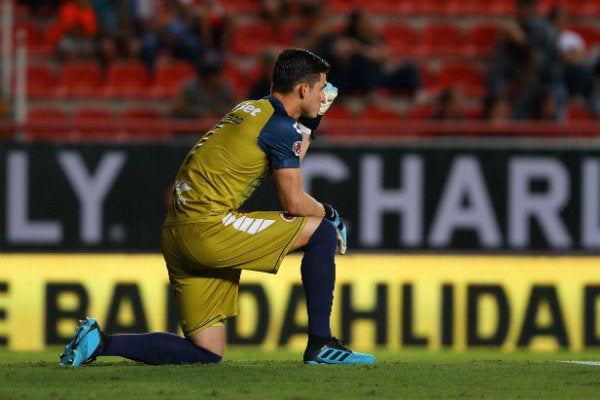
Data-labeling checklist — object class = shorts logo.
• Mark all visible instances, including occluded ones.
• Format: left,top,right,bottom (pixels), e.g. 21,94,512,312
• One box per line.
292,141,302,157
222,212,275,234
280,212,297,222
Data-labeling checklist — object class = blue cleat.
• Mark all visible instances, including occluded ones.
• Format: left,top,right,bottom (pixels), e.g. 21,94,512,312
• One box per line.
59,317,105,367
303,337,375,365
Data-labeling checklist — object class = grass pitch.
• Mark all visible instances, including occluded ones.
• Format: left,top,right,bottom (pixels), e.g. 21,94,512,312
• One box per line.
2,348,600,400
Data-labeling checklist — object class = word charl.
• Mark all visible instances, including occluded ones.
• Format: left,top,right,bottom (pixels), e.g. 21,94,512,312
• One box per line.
36,281,600,350
302,153,600,250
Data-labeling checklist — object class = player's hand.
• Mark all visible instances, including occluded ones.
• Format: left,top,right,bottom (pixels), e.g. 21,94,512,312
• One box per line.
319,83,338,116
322,203,347,255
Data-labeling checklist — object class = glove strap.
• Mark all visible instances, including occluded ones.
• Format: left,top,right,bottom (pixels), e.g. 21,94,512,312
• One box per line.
298,115,322,139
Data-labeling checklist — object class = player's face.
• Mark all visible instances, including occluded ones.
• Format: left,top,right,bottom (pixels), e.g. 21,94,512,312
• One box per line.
302,73,327,118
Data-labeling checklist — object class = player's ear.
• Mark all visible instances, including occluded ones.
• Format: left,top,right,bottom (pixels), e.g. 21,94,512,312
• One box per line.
298,83,309,99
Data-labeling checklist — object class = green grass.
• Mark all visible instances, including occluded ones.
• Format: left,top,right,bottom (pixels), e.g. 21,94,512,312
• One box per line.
3,348,600,399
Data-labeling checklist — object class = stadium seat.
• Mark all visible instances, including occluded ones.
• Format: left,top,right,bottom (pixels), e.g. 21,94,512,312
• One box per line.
218,0,259,13
465,24,502,56
326,0,356,13
463,105,483,120
380,24,418,56
21,63,56,98
567,25,599,48
14,21,52,55
224,61,249,99
359,105,401,120
24,107,69,141
323,103,355,120
55,61,103,98
406,104,435,119
566,104,593,121
417,23,465,56
232,23,275,56
435,62,486,97
71,107,117,139
446,0,492,15
149,60,196,99
11,21,40,46
119,106,168,139
120,106,162,120
353,0,400,14
103,60,150,98
396,0,448,15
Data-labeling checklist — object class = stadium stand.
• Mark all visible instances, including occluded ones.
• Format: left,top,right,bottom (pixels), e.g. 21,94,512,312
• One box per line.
2,0,599,141
54,60,103,98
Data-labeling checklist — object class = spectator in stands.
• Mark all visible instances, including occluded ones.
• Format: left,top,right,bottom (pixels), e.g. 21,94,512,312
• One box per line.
249,47,278,100
292,2,341,62
528,88,560,120
481,92,512,123
170,61,236,119
259,0,320,34
488,0,566,120
52,0,99,61
91,0,140,67
139,0,204,70
548,6,599,119
334,9,421,98
431,88,465,121
192,0,235,64
18,0,60,16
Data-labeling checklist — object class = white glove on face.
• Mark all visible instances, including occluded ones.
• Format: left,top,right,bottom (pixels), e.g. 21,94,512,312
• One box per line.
319,82,338,116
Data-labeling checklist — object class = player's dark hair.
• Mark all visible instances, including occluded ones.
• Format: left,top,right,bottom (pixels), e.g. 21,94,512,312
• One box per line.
271,48,330,94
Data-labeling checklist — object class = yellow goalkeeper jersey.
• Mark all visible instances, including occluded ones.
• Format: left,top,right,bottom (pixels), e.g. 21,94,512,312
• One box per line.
164,96,304,226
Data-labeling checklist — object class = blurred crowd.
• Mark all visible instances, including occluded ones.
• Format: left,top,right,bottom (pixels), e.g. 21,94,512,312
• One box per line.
11,0,600,122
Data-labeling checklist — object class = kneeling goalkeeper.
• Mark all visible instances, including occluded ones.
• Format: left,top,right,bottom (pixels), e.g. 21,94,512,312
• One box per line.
59,48,375,366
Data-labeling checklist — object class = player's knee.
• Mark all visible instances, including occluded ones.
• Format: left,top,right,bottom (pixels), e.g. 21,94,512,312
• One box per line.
307,218,337,251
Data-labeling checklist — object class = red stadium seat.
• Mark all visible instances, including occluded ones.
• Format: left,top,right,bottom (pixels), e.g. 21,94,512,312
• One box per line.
149,61,196,99
397,0,448,15
435,62,486,97
120,106,162,120
55,61,103,98
465,24,502,56
218,0,259,13
24,107,69,141
72,107,114,122
406,104,435,119
417,23,465,56
224,61,249,99
380,24,418,56
119,107,168,139
566,104,593,121
360,105,401,120
353,0,400,14
20,63,56,98
4,20,51,55
103,60,150,98
232,23,276,56
323,103,355,120
567,25,599,48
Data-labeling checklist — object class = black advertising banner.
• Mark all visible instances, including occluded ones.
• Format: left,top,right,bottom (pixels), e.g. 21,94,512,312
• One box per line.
1,142,600,253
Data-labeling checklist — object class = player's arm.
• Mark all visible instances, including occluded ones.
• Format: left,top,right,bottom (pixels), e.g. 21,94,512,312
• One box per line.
273,167,325,217
296,123,313,163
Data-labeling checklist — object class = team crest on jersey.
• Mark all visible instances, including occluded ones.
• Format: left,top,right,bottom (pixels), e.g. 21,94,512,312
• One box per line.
292,141,302,157
280,212,297,222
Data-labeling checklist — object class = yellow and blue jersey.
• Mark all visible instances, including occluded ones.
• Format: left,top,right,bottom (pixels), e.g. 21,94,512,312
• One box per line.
161,96,310,335
165,95,304,225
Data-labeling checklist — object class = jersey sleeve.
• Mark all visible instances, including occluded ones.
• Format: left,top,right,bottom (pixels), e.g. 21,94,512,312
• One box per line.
257,117,302,169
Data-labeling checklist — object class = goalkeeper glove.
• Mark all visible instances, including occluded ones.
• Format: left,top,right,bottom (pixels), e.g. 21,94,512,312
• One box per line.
319,82,338,116
322,203,347,255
